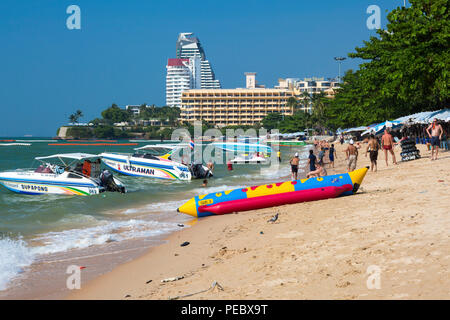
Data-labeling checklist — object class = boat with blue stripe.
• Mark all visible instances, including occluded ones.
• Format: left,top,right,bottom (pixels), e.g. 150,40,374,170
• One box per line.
0,153,126,196
100,144,212,181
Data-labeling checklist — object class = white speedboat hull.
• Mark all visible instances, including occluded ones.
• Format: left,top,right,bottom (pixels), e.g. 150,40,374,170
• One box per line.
230,156,268,164
101,153,192,181
0,171,104,196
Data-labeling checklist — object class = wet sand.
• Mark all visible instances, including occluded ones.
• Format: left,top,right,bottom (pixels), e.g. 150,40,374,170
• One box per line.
69,142,449,300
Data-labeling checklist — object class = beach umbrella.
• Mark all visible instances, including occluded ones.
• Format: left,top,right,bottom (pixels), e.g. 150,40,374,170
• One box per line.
362,120,402,136
423,109,450,123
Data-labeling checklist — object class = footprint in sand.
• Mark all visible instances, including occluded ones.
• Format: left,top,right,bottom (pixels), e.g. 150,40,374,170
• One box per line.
276,231,304,239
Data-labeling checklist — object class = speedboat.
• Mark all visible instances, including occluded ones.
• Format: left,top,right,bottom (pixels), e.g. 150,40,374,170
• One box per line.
212,142,272,154
230,153,268,164
100,144,213,181
0,153,126,196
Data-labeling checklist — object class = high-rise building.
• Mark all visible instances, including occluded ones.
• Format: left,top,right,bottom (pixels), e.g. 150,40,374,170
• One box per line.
176,33,221,89
166,58,200,107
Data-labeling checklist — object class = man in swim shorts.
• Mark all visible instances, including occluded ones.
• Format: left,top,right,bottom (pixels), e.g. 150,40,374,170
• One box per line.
345,139,358,172
381,128,397,166
365,134,379,172
426,118,444,160
289,152,300,180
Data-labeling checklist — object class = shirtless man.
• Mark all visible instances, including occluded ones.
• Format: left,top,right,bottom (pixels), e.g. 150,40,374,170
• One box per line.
345,139,358,172
306,162,327,178
365,134,380,172
381,128,397,166
426,118,444,160
289,153,300,180
207,160,214,173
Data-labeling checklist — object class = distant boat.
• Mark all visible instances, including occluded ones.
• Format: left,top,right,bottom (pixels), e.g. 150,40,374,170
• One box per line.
212,142,272,154
266,140,307,147
0,143,31,146
230,153,268,164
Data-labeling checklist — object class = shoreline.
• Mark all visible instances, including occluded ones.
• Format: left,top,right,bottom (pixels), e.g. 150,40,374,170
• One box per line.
68,142,449,300
1,145,311,299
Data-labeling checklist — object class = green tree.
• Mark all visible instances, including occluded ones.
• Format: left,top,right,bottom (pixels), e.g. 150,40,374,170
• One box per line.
286,96,299,112
328,0,450,128
101,104,130,124
261,112,283,130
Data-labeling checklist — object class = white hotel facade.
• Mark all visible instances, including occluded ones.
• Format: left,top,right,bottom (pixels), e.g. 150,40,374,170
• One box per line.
166,33,221,107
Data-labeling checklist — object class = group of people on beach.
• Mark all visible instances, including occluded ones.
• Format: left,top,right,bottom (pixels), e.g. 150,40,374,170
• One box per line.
289,139,335,180
346,129,397,173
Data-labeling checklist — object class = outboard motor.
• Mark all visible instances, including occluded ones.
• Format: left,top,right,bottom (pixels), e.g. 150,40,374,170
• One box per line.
100,170,125,193
190,164,213,179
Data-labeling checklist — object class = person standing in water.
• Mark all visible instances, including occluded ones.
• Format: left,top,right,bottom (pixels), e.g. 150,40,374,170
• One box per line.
206,160,214,173
277,150,281,163
289,152,300,180
381,128,397,166
426,118,444,160
345,139,358,172
365,134,379,172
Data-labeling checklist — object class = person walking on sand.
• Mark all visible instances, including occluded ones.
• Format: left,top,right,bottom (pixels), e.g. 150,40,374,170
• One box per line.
307,149,317,174
289,152,300,180
318,147,325,166
365,134,379,172
381,128,397,166
426,118,444,160
345,139,358,172
328,144,336,168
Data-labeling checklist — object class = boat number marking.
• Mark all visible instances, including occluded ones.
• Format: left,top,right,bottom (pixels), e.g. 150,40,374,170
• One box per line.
199,199,213,206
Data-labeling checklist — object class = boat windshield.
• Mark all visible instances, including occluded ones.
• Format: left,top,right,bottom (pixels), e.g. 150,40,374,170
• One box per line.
135,147,174,156
33,154,103,179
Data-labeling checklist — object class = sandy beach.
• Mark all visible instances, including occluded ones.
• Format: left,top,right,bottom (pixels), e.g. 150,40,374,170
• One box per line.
69,142,449,300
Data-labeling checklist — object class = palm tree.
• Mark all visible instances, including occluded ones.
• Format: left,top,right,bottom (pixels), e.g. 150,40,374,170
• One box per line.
300,91,311,113
75,110,83,120
69,114,77,124
286,97,298,113
311,92,327,133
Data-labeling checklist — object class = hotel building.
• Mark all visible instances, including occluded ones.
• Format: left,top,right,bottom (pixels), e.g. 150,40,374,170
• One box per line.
180,73,295,127
276,77,340,112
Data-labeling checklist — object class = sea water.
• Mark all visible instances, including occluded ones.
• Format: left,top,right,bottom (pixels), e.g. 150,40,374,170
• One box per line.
0,138,310,295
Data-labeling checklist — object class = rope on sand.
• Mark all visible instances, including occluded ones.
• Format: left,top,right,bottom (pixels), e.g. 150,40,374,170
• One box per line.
169,281,224,300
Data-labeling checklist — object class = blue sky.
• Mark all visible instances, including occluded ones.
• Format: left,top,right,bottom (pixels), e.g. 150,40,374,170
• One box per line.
0,0,404,136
